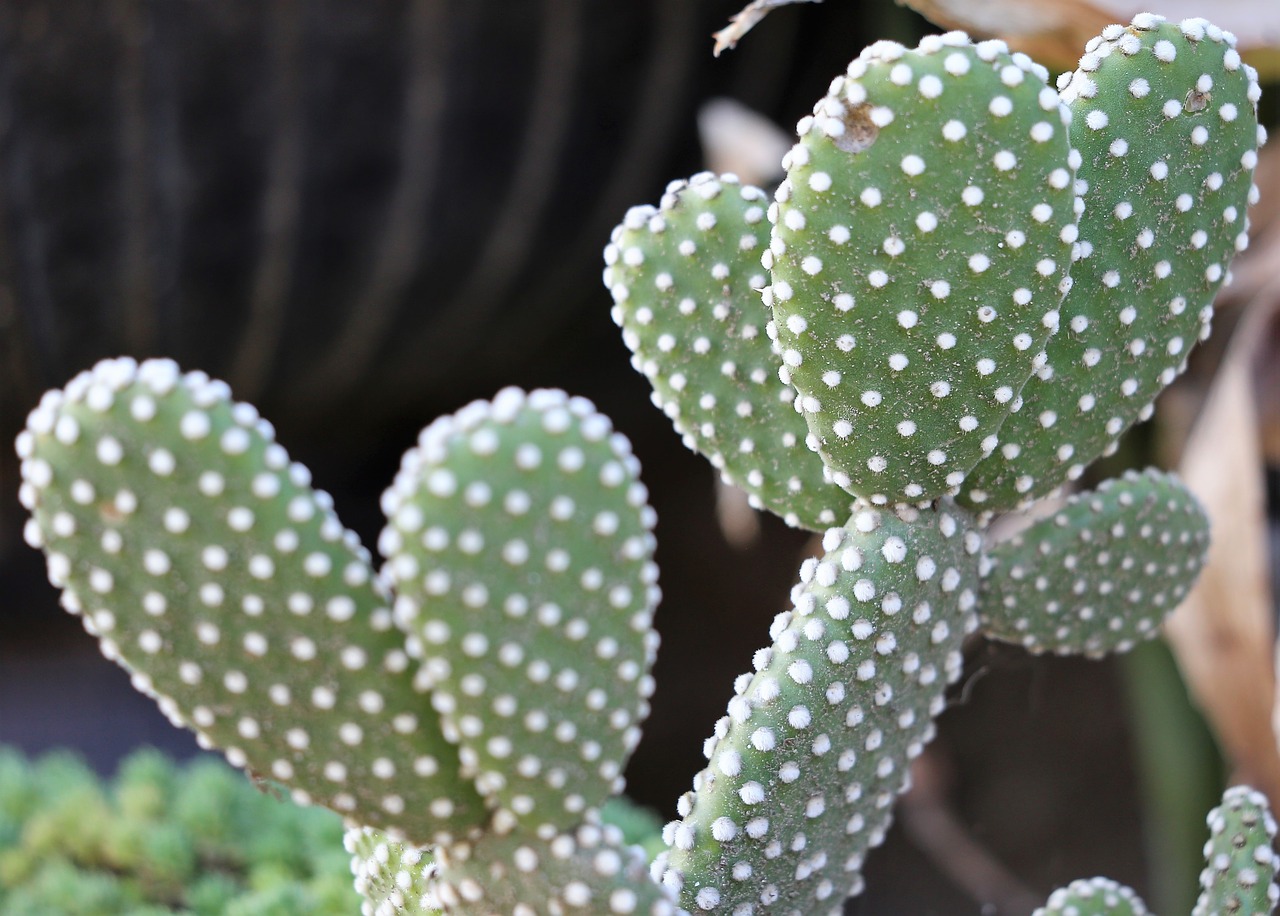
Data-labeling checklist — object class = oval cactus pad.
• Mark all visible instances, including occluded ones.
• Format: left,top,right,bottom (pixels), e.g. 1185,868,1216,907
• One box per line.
381,388,660,834
981,469,1209,657
656,502,980,912
963,16,1264,508
605,173,849,531
769,33,1077,505
16,358,485,843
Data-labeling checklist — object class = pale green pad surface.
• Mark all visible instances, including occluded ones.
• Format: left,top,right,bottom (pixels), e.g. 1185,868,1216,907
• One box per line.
17,358,485,844
1193,786,1279,916
769,34,1076,505
658,503,980,912
605,172,848,531
429,824,678,915
963,17,1263,508
981,468,1209,657
347,827,441,916
1035,877,1149,916
382,388,660,834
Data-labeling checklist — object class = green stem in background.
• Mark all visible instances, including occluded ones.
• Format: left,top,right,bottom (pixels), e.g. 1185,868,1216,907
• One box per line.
1121,640,1223,915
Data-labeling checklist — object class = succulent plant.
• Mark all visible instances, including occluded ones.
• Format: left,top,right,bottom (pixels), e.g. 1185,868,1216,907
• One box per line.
603,11,1266,914
0,746,354,915
17,360,675,914
13,10,1270,916
1033,786,1279,916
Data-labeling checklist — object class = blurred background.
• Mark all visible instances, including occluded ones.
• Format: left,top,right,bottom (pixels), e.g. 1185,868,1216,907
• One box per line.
1,1,1278,912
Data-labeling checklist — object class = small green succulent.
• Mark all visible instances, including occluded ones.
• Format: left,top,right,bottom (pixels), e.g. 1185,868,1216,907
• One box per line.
0,746,354,915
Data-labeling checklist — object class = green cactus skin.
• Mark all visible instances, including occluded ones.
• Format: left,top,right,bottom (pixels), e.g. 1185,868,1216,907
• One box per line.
656,503,981,913
346,827,442,916
962,17,1264,509
981,469,1210,657
604,173,848,531
380,387,661,835
15,358,486,844
423,823,679,915
768,34,1079,506
1035,877,1150,916
1194,786,1280,916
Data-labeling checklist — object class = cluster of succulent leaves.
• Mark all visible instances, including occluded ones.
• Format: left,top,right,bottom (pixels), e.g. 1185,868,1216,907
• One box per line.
10,11,1273,916
0,746,354,915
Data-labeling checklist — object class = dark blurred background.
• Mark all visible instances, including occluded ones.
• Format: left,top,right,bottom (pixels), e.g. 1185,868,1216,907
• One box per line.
0,1,1222,911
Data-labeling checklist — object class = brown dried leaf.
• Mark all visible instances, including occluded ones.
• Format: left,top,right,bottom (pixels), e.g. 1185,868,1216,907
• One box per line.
898,0,1280,74
1166,291,1280,807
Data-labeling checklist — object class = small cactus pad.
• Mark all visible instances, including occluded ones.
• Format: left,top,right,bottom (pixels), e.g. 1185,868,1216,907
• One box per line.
1193,786,1280,916
16,358,485,842
605,173,848,531
347,827,442,916
656,502,981,912
1034,877,1150,916
429,823,679,915
381,388,660,834
980,469,1209,657
963,16,1264,508
769,34,1077,504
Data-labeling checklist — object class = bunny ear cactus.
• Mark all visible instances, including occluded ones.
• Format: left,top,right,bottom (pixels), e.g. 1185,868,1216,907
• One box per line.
654,502,982,911
1194,786,1280,915
961,16,1266,508
16,358,486,843
1033,785,1279,916
981,468,1211,657
379,387,660,836
768,34,1078,506
605,174,849,531
17,358,676,912
608,11,1260,914
13,10,1268,915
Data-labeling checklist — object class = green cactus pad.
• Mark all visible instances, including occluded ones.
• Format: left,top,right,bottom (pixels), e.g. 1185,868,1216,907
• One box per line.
1193,786,1280,916
657,502,981,912
980,469,1209,657
769,34,1078,505
16,358,485,844
381,388,660,834
963,16,1264,509
347,827,442,916
1035,877,1149,915
429,823,678,915
604,172,849,531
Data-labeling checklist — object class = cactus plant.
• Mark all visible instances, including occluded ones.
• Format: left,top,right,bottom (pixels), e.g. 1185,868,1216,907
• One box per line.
11,11,1270,916
603,11,1266,913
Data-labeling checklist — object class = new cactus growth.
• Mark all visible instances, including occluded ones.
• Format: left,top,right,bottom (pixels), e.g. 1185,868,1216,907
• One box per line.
12,11,1270,915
